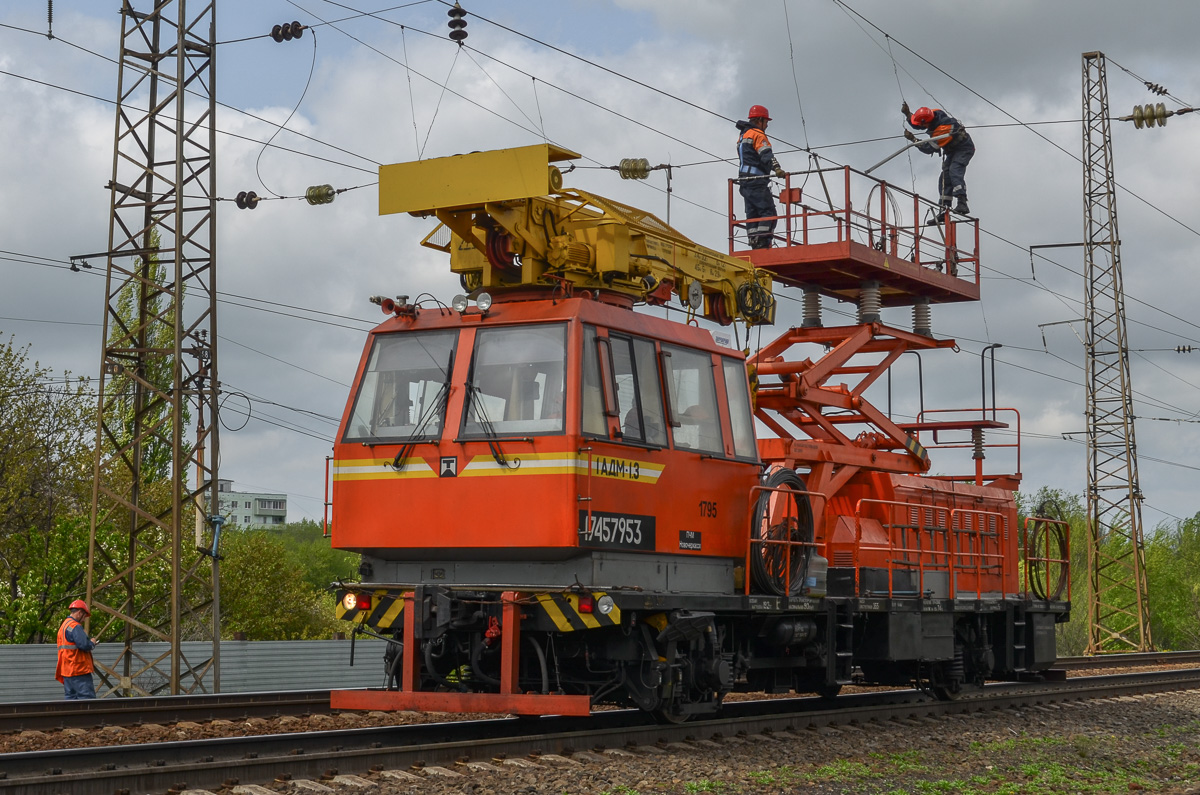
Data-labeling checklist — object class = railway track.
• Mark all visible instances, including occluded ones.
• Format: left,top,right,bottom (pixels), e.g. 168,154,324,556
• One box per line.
0,690,334,733
5,648,1196,732
3,668,1199,795
1054,649,1200,669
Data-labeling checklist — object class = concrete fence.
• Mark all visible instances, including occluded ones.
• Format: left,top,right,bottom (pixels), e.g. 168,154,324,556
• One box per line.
1,638,388,702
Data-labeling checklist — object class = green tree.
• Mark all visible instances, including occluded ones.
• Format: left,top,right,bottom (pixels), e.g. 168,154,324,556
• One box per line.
104,226,188,486
1145,515,1200,650
218,529,342,639
0,336,95,642
258,519,359,591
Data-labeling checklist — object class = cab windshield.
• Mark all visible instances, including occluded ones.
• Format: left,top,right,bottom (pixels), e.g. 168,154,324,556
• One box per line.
462,324,567,436
343,330,457,443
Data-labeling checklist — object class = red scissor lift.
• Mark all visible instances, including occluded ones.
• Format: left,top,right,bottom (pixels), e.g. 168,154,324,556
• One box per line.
730,166,1030,603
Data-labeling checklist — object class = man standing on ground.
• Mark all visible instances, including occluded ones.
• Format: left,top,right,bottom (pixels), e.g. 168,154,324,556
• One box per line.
56,599,97,700
735,104,787,249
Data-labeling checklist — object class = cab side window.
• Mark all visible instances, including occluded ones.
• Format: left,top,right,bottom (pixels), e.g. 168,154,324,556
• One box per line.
662,344,723,455
612,334,668,446
722,356,758,459
582,326,667,447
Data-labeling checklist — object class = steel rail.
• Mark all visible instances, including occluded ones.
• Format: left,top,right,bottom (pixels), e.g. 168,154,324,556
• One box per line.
3,670,1199,795
6,649,1194,732
1055,649,1200,669
0,690,335,732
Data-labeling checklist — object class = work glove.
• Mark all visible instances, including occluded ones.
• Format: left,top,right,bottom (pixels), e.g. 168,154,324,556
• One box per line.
903,129,917,142
773,166,787,178
901,101,911,118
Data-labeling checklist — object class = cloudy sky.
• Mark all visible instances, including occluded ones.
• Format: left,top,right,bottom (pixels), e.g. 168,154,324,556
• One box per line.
2,0,1199,527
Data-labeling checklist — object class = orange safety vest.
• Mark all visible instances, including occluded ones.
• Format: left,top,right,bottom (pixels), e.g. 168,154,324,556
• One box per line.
931,123,956,147
55,617,93,682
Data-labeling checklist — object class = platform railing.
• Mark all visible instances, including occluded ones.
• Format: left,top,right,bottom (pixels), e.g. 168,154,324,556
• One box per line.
854,498,951,598
728,166,981,284
744,482,826,596
853,498,1009,599
948,506,1009,600
911,407,1022,485
1021,514,1071,602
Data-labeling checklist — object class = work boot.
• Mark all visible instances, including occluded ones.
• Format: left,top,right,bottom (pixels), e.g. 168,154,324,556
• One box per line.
953,201,970,215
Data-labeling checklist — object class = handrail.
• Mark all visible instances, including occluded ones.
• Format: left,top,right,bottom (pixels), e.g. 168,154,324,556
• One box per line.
744,483,826,596
727,165,981,285
947,506,1009,600
1021,514,1071,602
854,497,948,598
853,498,1009,599
912,406,1022,484
323,455,333,538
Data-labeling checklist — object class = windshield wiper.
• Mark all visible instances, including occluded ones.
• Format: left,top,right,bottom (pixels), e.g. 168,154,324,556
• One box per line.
391,349,455,472
465,382,520,470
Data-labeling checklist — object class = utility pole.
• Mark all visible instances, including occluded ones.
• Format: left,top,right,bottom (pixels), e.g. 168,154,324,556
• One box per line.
85,0,221,695
1080,51,1152,653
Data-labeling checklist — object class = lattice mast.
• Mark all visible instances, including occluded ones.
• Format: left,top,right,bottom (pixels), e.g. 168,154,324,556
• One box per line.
1080,51,1152,653
86,0,221,694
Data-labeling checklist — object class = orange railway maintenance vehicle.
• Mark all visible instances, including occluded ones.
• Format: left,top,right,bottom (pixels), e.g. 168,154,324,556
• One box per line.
329,144,1070,722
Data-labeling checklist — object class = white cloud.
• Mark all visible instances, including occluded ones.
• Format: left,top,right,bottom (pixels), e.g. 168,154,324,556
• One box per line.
3,0,1200,521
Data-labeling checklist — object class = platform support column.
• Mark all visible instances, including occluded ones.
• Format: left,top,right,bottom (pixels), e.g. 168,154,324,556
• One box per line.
858,281,881,324
401,591,417,691
500,591,522,695
912,297,931,337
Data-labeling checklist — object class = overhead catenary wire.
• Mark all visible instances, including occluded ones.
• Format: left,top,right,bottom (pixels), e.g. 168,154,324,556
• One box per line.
10,6,1200,502
829,0,1200,240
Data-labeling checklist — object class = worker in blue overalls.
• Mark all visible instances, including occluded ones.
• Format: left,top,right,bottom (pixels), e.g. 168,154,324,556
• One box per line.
903,102,974,219
735,104,787,249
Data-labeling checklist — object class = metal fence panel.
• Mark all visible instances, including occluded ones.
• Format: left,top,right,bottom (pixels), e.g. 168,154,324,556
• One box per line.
0,639,387,702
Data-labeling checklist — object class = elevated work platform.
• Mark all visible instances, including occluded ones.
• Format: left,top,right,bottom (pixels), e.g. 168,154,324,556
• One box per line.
729,166,981,307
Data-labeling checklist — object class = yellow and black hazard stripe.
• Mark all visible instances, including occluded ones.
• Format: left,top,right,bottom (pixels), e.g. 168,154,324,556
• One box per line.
335,590,405,629
904,433,929,464
531,592,621,631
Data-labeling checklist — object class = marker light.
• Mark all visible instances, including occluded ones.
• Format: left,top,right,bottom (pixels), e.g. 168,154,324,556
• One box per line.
341,592,357,611
596,595,616,615
476,292,493,312
354,593,372,611
451,294,470,312
577,593,595,614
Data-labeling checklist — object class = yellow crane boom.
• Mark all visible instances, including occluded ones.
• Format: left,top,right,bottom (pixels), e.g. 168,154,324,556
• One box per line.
378,144,774,325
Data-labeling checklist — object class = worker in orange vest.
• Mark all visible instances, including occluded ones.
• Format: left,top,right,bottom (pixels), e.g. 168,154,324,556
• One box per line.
56,599,97,699
735,104,787,249
902,102,974,220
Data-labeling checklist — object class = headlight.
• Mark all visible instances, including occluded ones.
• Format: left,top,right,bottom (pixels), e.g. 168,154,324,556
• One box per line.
451,294,470,312
476,291,493,312
597,595,615,615
341,592,357,611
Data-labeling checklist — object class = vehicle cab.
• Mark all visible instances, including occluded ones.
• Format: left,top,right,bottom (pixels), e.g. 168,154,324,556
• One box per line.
331,292,761,595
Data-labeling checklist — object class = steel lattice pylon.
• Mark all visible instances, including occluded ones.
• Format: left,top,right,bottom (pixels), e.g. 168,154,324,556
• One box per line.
1081,51,1152,653
85,0,221,695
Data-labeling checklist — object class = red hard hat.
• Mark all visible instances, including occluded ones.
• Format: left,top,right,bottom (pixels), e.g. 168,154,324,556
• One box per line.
748,104,772,121
910,107,935,127
69,599,90,616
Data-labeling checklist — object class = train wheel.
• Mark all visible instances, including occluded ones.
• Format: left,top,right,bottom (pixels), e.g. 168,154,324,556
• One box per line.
750,468,814,595
653,705,692,724
931,682,961,701
816,683,842,700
